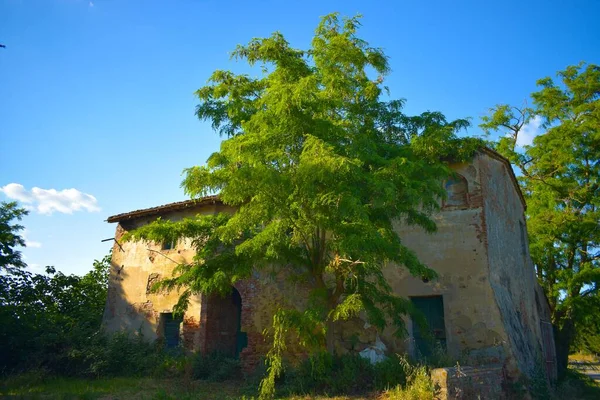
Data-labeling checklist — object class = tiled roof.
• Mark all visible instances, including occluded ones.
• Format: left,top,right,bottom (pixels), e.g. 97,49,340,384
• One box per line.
106,195,221,223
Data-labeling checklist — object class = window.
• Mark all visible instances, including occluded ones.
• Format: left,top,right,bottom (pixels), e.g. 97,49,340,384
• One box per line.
160,313,182,348
411,296,446,358
162,240,175,251
443,174,469,208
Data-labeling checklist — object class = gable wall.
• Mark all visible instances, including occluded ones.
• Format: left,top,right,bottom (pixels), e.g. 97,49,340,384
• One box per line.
480,154,548,378
380,159,509,365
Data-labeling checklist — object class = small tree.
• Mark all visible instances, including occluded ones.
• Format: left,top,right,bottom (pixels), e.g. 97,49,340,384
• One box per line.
126,14,478,397
0,201,29,274
481,62,600,377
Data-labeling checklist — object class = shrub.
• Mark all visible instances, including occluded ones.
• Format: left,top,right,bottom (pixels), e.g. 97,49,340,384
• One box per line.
373,355,407,390
192,352,241,381
66,331,187,379
382,358,436,400
279,352,407,396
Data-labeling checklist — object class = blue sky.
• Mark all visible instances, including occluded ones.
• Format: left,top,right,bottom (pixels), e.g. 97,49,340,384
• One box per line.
1,0,599,275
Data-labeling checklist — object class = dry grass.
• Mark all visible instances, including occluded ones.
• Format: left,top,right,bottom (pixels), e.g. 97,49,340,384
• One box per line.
570,353,599,364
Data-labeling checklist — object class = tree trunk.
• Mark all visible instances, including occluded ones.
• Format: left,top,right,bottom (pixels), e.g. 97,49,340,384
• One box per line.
554,318,575,379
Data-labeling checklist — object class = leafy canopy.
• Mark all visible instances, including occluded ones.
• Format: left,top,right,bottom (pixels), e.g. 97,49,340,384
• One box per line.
0,250,111,374
0,201,29,273
126,13,478,397
481,62,600,375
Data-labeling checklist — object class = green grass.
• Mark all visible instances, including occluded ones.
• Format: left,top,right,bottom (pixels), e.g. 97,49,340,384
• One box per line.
0,376,245,400
0,375,376,400
4,368,597,400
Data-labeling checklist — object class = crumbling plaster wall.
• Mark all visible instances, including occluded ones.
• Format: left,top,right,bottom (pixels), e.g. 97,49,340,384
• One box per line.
102,202,309,371
480,154,546,378
381,160,510,365
103,204,235,348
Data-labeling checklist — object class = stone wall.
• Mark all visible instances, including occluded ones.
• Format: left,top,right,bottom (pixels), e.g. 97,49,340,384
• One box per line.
431,364,505,400
480,153,548,379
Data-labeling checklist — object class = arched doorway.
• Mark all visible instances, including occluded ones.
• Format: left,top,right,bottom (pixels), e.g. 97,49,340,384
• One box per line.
204,287,246,357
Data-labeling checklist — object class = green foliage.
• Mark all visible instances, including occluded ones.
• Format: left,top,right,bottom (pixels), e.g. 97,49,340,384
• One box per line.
82,332,185,378
125,13,478,398
278,352,406,396
192,352,241,381
0,253,110,375
481,62,600,376
0,201,29,273
381,357,436,400
572,295,600,354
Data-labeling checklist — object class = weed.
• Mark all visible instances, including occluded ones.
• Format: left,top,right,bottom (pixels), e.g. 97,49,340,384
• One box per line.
382,357,437,400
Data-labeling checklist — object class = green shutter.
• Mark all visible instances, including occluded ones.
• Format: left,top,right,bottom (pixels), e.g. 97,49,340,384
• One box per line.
411,296,446,358
163,314,182,348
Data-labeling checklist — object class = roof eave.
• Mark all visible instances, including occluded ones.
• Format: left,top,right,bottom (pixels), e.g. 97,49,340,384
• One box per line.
106,195,221,223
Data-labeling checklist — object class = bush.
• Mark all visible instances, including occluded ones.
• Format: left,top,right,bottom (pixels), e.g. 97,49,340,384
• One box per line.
0,254,111,377
68,332,166,378
382,358,436,400
53,330,189,379
373,355,407,389
279,352,407,396
192,352,241,381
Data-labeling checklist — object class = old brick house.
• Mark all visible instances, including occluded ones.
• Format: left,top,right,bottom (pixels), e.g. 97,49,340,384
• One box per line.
102,148,556,381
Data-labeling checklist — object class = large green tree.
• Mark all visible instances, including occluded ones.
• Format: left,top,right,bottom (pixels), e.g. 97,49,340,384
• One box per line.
126,14,478,397
481,62,600,377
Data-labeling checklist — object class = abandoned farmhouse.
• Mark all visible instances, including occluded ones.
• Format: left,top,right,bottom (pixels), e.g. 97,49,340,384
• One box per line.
102,148,556,381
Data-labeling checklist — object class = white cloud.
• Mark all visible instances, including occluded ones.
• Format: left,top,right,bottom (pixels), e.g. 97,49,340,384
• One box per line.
515,115,544,147
25,239,42,248
0,183,100,215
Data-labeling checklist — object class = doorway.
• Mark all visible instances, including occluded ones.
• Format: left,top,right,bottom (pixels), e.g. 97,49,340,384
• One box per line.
411,296,447,358
204,287,246,357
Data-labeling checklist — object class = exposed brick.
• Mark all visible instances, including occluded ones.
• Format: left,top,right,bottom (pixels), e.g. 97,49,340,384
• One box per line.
182,316,201,351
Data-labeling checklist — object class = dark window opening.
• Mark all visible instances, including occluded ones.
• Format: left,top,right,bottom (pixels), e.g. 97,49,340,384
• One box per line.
161,313,182,348
162,240,175,250
411,296,447,358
